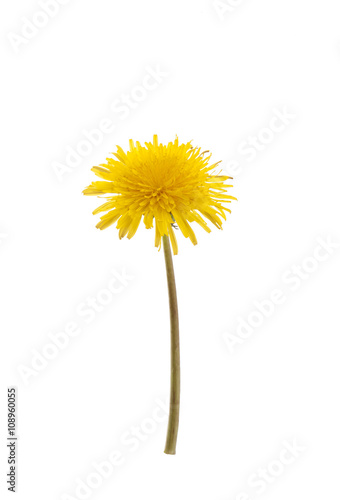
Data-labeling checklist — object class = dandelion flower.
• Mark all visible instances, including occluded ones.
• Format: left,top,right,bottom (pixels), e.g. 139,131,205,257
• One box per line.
83,135,235,254
83,136,236,454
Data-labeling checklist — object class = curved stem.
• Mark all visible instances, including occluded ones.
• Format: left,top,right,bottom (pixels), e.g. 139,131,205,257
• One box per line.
162,235,180,455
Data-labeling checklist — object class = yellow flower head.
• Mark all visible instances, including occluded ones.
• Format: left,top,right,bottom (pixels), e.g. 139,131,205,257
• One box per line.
83,135,235,254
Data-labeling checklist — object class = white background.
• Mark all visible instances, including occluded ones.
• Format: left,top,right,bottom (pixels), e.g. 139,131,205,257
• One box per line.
1,0,340,499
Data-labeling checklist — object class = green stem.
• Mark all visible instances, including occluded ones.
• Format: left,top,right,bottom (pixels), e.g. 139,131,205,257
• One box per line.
162,235,180,455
